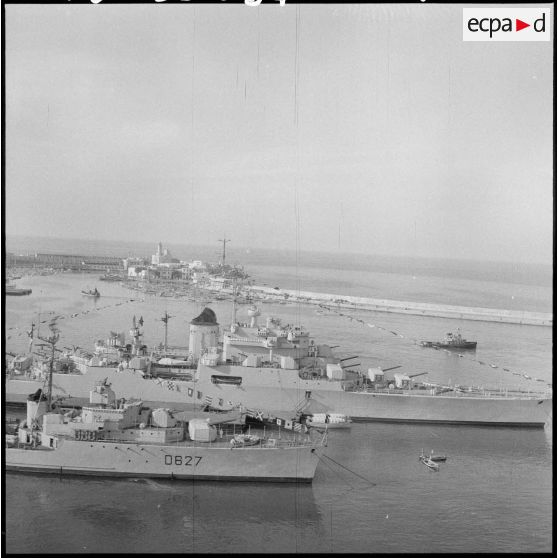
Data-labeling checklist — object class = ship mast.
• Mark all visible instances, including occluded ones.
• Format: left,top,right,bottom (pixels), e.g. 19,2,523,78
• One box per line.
37,321,60,410
159,311,174,352
27,321,35,354
218,236,230,267
231,279,238,325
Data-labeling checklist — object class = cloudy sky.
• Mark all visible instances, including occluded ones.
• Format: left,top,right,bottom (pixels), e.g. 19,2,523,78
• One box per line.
5,2,554,264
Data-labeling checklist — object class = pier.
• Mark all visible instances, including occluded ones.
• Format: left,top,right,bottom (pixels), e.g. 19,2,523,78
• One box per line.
246,286,552,327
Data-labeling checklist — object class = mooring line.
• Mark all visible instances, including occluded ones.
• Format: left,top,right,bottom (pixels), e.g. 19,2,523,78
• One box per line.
320,454,376,486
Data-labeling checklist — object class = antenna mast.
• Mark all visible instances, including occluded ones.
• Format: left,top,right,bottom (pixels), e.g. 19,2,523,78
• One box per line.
218,236,230,266
37,321,60,410
160,311,174,352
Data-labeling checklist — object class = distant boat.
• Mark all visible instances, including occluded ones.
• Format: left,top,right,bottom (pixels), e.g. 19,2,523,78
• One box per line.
81,288,100,298
419,455,439,471
5,283,32,296
421,330,477,350
99,274,122,282
420,449,447,464
419,450,441,471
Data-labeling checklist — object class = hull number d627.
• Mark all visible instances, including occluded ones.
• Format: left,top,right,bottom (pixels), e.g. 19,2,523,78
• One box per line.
164,455,203,466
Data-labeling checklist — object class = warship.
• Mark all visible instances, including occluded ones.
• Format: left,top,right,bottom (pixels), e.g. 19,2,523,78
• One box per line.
5,307,552,427
5,380,326,483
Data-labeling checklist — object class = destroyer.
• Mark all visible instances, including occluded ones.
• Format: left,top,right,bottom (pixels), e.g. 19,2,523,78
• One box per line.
5,380,326,483
5,307,551,427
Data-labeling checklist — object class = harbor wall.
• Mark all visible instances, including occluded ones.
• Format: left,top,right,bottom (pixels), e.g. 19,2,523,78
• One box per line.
245,286,552,327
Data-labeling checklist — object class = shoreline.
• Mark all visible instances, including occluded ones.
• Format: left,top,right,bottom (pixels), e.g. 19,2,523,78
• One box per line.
8,266,552,327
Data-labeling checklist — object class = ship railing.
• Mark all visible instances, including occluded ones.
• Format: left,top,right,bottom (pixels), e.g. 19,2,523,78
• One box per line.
79,425,322,449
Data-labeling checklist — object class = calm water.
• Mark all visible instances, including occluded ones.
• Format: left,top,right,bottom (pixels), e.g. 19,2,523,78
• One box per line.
3,240,554,553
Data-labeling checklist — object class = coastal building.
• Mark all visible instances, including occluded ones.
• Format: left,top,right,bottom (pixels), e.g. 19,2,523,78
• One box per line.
208,276,231,290
9,253,124,272
6,253,36,267
188,260,206,271
156,265,183,281
152,243,178,265
123,256,149,270
127,267,149,279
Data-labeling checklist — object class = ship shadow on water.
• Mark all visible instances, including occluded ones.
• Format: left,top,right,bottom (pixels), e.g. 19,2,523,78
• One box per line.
5,472,324,553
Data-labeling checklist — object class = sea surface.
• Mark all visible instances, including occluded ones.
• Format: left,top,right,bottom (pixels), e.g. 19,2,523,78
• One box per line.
3,237,555,553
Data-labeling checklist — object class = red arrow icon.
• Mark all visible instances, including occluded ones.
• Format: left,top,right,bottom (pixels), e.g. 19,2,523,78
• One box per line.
516,19,530,31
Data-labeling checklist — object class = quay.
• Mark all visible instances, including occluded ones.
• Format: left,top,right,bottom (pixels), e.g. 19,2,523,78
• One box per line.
245,286,552,327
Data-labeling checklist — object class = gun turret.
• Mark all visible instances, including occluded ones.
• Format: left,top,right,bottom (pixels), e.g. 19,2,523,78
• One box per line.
408,372,428,379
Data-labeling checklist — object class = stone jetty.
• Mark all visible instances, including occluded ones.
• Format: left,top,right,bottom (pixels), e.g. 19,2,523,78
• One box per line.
246,286,552,327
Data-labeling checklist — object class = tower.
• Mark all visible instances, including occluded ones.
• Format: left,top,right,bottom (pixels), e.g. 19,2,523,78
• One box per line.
188,308,219,360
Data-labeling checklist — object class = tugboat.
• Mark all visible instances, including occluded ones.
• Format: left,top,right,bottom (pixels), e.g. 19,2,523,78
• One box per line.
420,330,477,350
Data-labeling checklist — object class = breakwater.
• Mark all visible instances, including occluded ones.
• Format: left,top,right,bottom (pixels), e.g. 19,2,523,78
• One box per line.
246,286,552,327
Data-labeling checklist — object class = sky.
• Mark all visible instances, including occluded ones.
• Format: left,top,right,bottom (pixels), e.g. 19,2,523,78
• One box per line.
4,2,554,264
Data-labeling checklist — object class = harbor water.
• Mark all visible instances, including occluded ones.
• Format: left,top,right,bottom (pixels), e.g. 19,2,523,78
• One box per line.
4,242,554,553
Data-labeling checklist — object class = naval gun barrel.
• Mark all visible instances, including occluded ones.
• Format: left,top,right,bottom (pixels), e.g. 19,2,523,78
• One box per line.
339,356,359,362
408,372,428,378
382,365,402,372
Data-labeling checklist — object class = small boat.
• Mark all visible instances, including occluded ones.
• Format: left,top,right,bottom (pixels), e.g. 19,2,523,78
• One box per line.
421,329,477,350
230,433,261,447
5,283,32,296
81,288,100,298
5,380,327,483
420,456,439,471
99,274,122,282
419,449,446,469
305,413,352,429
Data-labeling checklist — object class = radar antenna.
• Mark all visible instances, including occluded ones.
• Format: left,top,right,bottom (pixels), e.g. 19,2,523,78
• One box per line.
218,236,231,266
